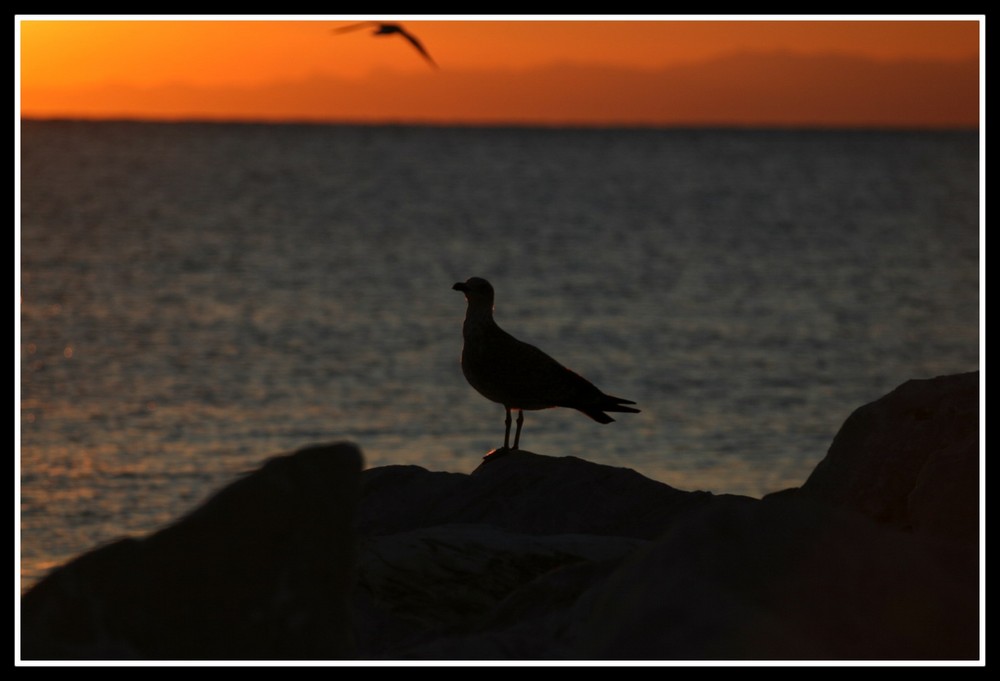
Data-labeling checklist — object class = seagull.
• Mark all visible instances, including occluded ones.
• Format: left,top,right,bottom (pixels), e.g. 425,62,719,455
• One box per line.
453,277,640,451
332,21,438,69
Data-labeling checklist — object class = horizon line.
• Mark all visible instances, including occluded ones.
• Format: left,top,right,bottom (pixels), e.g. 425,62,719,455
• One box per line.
18,114,981,134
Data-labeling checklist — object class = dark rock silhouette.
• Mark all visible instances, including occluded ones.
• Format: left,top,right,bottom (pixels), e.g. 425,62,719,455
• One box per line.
557,493,978,660
800,371,979,543
20,373,980,661
358,449,730,541
20,443,363,660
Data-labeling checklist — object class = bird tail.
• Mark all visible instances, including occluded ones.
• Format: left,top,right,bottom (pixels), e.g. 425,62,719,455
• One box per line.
580,396,640,424
580,409,617,424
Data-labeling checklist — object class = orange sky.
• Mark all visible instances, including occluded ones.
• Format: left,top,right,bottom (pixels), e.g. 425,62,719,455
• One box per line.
17,16,982,128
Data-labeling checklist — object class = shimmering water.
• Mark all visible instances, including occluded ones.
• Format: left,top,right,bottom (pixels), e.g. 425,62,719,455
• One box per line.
18,120,980,590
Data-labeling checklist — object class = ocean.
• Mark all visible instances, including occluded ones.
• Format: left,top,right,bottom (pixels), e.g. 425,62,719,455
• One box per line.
18,120,980,590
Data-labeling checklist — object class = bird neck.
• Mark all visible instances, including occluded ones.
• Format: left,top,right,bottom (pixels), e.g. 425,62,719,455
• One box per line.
463,303,497,338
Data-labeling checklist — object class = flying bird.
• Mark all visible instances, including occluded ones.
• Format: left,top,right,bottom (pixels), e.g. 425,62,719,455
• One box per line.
332,21,438,69
453,277,640,451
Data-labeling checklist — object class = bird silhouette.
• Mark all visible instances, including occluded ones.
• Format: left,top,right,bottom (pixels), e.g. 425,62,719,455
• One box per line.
332,21,438,69
453,277,639,451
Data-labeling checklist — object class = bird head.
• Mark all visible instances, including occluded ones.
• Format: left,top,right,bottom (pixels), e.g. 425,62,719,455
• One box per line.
453,277,495,308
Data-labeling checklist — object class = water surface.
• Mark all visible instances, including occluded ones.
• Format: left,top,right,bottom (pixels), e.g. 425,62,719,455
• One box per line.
19,121,980,589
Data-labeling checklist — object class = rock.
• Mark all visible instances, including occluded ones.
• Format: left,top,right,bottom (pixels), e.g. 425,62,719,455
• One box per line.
386,498,761,661
352,450,757,659
19,372,981,662
20,442,363,661
800,372,979,543
358,449,747,540
557,493,979,660
386,496,978,661
353,524,647,658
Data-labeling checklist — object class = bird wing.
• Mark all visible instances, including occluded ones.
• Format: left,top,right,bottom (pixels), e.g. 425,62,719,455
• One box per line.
396,27,438,67
331,22,377,34
464,325,609,410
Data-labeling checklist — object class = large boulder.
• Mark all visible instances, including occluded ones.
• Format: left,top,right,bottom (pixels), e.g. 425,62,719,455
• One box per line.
800,371,979,544
358,465,978,661
358,449,744,540
20,442,363,660
353,523,648,658
556,493,979,660
353,450,751,659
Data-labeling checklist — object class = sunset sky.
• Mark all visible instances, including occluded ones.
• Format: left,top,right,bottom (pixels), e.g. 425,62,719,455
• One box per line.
17,15,983,128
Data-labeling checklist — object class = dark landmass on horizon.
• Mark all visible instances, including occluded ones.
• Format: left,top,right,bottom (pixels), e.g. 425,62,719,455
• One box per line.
20,51,980,130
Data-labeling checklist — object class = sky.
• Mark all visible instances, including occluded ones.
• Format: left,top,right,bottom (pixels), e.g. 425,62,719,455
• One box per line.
17,16,983,128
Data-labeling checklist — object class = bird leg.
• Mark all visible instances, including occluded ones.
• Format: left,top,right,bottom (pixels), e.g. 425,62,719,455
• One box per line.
513,410,524,450
503,407,512,450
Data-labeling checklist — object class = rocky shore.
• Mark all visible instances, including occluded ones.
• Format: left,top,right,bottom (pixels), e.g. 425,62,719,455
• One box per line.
19,371,980,662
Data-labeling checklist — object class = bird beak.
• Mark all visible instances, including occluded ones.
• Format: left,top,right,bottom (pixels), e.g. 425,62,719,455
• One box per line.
452,282,468,292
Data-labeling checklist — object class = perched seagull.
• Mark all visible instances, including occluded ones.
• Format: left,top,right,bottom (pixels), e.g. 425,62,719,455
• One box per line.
332,21,438,69
453,277,640,451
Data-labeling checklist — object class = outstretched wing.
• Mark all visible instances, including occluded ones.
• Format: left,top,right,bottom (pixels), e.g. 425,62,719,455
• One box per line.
396,27,438,68
332,22,437,69
331,22,377,34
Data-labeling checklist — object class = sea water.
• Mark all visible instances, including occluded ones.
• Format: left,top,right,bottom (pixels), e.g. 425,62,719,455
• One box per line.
18,120,980,589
